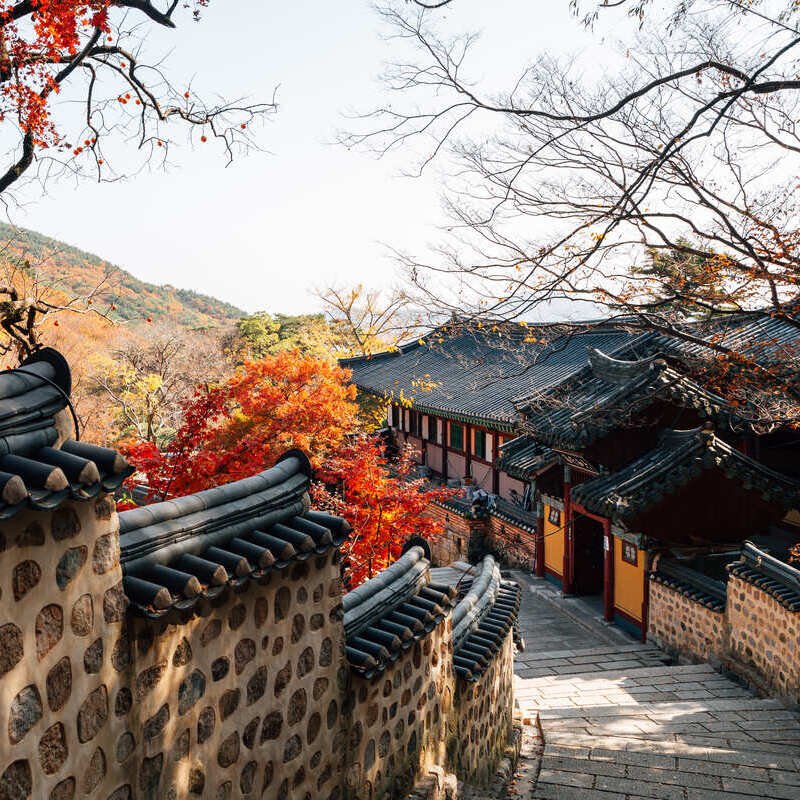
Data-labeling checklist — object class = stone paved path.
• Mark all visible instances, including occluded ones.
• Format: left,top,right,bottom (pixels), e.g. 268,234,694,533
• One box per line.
507,571,800,800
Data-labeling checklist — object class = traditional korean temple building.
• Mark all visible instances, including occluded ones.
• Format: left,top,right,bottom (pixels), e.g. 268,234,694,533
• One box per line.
344,313,800,640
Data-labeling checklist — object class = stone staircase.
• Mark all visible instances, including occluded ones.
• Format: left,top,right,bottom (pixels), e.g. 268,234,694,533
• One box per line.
512,647,800,800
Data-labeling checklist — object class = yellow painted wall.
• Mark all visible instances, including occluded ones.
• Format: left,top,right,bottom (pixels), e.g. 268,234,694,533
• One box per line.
613,537,644,622
543,503,564,577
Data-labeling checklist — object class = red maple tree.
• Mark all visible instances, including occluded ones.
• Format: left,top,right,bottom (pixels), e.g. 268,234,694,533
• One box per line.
0,0,271,196
122,351,360,497
312,437,455,587
122,351,454,587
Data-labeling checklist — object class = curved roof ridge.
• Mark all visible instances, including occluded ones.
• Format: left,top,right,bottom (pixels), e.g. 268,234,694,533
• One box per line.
586,346,659,384
572,426,800,522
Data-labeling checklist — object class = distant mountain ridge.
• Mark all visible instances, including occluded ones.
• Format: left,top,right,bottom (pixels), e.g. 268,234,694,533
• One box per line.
0,222,245,328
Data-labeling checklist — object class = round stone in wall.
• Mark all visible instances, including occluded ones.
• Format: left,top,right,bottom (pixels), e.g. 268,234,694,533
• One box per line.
9,684,43,744
116,731,136,763
0,623,23,677
70,594,93,637
92,534,118,574
35,604,64,660
228,603,246,631
16,522,44,548
274,660,292,696
55,547,87,591
246,667,268,705
39,722,68,774
0,760,32,800
49,776,76,800
242,717,260,750
172,638,192,667
13,559,41,601
297,647,315,678
46,657,72,712
139,753,163,800
219,689,240,721
77,685,109,743
234,638,255,675
172,729,190,762
83,638,103,674
260,712,283,742
240,761,257,794
197,707,215,744
81,747,106,795
178,670,206,715
200,619,222,646
103,582,128,623
211,657,229,682
51,507,81,541
283,734,302,763
274,587,290,622
135,662,167,700
312,677,328,701
143,704,170,740
217,731,240,768
114,687,132,717
254,597,268,628
287,689,307,726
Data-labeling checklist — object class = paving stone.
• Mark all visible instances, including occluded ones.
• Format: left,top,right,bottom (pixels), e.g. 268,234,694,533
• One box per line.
507,570,800,800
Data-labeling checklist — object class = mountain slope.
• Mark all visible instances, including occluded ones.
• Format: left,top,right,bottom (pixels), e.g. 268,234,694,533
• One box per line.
0,222,244,328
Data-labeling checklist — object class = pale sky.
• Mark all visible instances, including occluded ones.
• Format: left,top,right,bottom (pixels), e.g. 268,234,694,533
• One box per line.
6,1,612,315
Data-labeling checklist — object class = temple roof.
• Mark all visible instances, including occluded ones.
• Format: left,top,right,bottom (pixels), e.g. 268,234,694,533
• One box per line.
119,451,350,621
495,435,556,481
519,348,735,450
571,426,800,524
342,546,455,678
342,326,641,429
0,348,131,517
448,556,522,682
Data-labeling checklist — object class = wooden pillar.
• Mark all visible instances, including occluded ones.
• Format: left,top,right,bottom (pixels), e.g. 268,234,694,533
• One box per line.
464,423,472,480
603,519,614,622
491,432,500,495
535,497,545,578
641,550,651,643
562,466,573,595
442,420,449,483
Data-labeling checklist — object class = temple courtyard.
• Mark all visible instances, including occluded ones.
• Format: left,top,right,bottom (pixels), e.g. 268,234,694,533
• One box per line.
507,572,800,800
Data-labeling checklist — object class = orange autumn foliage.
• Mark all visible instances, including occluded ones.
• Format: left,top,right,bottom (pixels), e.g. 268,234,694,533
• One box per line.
312,437,456,588
122,351,359,497
122,351,454,588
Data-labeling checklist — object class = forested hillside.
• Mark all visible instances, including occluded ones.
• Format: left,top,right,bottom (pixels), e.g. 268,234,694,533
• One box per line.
0,222,244,328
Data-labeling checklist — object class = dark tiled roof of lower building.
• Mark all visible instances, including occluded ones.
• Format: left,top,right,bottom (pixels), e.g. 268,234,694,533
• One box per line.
520,349,736,450
571,427,800,522
342,546,455,678
450,556,521,682
651,557,727,612
495,435,556,481
342,326,642,429
0,348,132,516
119,451,350,621
727,542,800,612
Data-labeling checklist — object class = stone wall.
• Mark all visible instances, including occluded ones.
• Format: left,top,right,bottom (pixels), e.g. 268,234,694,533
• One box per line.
726,573,800,702
451,633,515,786
423,505,485,567
1,496,518,800
0,496,127,800
648,579,726,663
484,517,535,572
648,573,800,703
341,622,453,800
116,550,345,800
